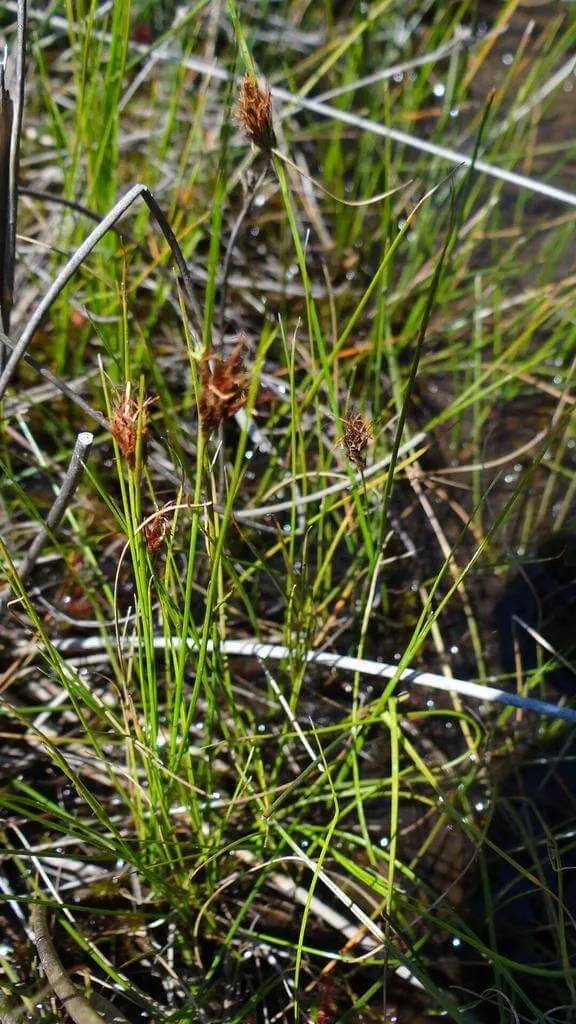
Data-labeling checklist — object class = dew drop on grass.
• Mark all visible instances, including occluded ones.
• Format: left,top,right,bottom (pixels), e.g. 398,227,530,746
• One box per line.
426,699,435,709
433,82,445,97
452,937,461,948
254,193,267,208
475,801,485,812
257,723,266,733
450,645,459,655
380,836,389,848
450,107,460,118
502,53,514,65
244,450,254,460
393,72,403,83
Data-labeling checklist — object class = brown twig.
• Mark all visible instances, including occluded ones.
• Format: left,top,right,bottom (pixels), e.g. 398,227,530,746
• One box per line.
31,903,130,1024
0,431,94,615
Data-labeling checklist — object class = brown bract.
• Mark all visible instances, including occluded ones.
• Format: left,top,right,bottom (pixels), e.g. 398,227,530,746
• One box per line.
234,74,276,152
110,384,156,469
341,412,372,469
199,338,249,438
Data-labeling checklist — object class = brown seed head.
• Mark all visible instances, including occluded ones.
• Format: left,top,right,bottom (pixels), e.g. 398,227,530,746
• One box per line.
110,384,156,469
234,74,276,152
341,412,372,469
199,337,250,438
144,504,172,553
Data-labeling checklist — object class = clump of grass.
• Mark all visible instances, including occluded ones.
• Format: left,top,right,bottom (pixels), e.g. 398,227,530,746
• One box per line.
0,1,575,1022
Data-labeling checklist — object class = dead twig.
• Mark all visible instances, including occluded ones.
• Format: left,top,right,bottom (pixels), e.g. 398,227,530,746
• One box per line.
0,431,93,614
0,183,200,400
0,0,26,345
31,903,130,1024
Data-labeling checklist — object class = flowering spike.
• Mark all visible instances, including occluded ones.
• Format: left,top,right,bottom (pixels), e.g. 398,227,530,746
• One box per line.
340,411,372,469
110,383,156,470
144,504,172,553
234,74,276,152
199,337,249,438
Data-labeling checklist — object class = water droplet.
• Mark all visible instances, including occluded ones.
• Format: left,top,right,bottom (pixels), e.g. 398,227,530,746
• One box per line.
502,53,514,66
433,82,445,98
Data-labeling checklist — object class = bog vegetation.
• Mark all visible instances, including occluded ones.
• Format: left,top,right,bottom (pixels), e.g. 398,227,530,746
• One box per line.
0,2,575,1022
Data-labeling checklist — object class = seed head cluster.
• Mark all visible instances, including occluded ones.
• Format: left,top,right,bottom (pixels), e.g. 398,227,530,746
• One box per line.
144,504,172,554
341,412,372,469
110,384,156,470
234,74,276,152
199,337,249,438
